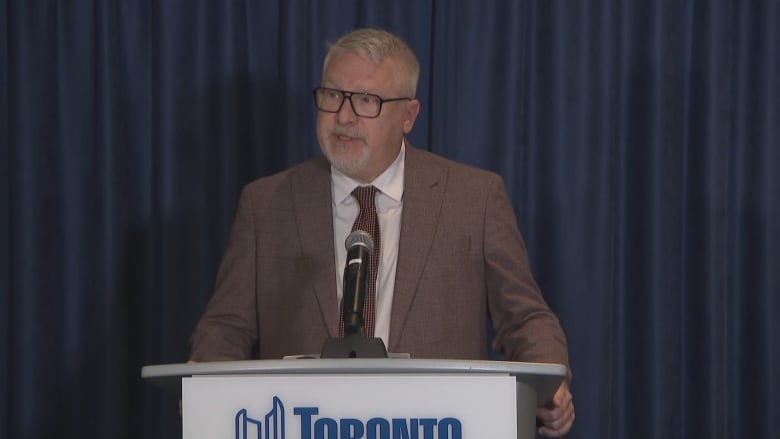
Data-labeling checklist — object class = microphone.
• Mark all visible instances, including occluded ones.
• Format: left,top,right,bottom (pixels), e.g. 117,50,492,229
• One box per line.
320,229,387,358
342,230,374,336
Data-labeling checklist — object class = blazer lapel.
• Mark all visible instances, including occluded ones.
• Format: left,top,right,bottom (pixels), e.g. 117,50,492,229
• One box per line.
291,156,340,337
389,146,447,350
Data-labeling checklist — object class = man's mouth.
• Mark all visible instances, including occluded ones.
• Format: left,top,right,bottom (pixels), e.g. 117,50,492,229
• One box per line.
333,132,363,143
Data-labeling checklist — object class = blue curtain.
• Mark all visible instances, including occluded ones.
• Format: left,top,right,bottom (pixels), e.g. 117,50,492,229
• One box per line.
2,1,778,438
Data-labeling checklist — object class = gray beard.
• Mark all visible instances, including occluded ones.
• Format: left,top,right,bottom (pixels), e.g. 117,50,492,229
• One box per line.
323,142,371,178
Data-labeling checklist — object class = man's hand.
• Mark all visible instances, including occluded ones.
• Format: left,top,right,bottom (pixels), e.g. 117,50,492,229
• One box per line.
536,381,574,437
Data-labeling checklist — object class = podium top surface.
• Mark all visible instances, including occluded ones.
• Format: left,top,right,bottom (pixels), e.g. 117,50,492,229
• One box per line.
142,358,566,403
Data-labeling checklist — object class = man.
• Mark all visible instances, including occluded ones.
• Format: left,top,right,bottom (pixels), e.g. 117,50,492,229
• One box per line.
190,28,574,437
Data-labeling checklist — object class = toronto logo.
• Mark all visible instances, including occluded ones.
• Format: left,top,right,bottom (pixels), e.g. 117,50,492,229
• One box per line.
235,396,464,439
236,396,285,439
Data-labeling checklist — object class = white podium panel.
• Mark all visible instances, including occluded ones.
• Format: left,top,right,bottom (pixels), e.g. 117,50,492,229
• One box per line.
183,374,517,439
143,358,566,439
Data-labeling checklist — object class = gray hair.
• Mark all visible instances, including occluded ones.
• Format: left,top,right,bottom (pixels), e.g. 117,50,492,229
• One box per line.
323,28,420,97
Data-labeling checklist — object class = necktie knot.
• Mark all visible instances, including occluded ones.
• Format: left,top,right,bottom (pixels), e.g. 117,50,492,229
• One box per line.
351,185,378,210
350,185,380,241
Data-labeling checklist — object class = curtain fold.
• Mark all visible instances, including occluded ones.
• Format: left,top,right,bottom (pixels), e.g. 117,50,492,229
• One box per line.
3,1,777,438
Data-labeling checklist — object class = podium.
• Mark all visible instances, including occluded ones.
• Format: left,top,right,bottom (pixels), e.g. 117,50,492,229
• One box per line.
142,358,565,439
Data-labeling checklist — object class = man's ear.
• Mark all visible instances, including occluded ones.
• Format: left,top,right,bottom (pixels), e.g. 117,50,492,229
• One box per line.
403,99,421,134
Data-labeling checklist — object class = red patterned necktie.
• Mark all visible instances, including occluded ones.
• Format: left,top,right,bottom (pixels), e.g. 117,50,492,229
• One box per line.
339,185,380,337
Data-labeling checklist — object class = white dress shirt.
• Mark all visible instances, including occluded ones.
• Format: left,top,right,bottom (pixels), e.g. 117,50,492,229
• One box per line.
330,142,405,347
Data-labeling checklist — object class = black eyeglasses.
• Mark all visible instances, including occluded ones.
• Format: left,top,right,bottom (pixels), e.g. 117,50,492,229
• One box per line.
312,87,412,118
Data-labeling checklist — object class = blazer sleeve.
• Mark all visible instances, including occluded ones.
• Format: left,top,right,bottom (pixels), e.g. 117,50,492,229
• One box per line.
189,185,258,361
482,175,571,374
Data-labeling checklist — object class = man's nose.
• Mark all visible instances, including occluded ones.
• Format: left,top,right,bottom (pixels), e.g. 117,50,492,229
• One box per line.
336,97,358,124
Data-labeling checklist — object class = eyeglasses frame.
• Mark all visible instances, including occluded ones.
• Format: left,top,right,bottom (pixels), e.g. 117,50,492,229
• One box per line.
312,86,413,118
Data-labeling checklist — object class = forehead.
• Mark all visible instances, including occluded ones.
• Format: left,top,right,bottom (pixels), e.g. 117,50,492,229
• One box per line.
322,52,401,94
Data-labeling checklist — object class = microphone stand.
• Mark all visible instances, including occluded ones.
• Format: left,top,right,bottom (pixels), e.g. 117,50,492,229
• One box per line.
320,333,388,359
320,291,388,358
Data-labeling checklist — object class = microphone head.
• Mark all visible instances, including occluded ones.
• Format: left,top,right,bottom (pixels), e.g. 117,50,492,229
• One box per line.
345,230,375,253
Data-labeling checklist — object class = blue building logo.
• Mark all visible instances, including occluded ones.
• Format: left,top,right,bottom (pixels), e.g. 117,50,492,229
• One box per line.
236,396,285,439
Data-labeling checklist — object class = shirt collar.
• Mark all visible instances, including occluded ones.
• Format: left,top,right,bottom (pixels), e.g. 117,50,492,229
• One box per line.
332,140,406,206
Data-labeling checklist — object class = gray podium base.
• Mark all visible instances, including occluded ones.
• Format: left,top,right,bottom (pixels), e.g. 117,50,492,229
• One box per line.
517,380,538,438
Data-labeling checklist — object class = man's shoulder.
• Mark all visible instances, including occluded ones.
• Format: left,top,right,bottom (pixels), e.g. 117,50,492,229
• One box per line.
243,155,330,193
407,146,503,185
